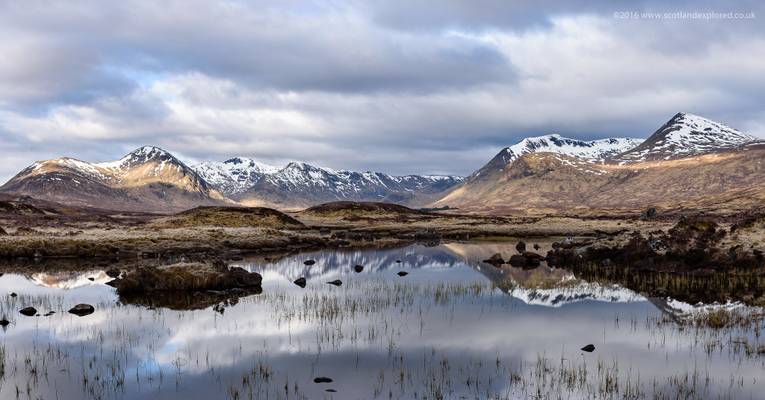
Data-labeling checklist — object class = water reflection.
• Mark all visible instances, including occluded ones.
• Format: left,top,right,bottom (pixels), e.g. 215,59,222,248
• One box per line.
0,242,762,399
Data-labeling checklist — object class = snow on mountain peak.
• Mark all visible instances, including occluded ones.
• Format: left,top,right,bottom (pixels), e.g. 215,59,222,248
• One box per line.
616,113,757,161
500,134,643,164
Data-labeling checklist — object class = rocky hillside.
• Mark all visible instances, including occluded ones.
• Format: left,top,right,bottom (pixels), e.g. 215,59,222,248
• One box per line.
0,147,227,213
194,160,464,209
435,113,764,215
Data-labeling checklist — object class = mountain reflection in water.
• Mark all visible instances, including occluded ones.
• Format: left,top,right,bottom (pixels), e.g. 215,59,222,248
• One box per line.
0,242,763,400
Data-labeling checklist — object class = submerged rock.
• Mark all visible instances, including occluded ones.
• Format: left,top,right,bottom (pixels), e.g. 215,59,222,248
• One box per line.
68,304,95,317
294,277,307,288
581,344,596,352
19,307,37,317
326,280,342,286
354,265,364,273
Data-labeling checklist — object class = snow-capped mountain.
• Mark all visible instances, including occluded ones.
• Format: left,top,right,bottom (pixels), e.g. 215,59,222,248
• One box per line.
232,162,465,208
433,112,765,214
1,147,464,212
192,157,282,197
190,156,464,209
0,146,226,212
471,134,642,180
615,112,758,162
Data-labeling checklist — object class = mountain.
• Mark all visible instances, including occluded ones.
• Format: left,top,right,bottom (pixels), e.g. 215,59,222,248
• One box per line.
434,113,765,215
469,134,641,184
195,160,465,209
0,147,227,212
1,147,464,212
614,112,757,162
192,157,282,197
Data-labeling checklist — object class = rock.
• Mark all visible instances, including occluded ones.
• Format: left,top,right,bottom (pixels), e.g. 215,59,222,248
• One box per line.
0,227,7,236
326,280,342,286
581,344,595,352
640,207,657,221
319,227,331,235
88,277,95,281
482,253,505,266
533,244,541,250
397,271,409,277
522,251,544,260
304,260,316,266
19,307,37,317
68,304,95,317
0,318,9,327
508,254,527,267
105,269,121,278
515,241,526,253
314,377,333,383
326,389,337,392
293,277,307,288
111,262,263,295
354,265,364,273
10,292,17,297
395,260,402,263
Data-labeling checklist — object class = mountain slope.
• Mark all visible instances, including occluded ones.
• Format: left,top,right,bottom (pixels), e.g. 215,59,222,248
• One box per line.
0,147,227,212
435,113,765,215
435,147,765,214
470,134,641,183
614,112,757,162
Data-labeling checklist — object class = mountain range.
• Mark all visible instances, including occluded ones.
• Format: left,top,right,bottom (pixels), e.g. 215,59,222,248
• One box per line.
436,112,764,214
0,146,463,212
1,112,761,214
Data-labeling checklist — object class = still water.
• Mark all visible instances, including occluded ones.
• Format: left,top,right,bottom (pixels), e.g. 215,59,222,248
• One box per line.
0,242,762,399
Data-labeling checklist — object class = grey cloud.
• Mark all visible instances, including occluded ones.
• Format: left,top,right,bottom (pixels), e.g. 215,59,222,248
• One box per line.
0,0,763,183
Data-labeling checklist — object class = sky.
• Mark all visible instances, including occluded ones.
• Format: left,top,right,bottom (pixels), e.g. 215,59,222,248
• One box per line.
1,0,763,182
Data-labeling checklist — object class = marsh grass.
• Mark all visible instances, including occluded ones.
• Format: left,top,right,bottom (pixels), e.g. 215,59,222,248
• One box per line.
1,253,764,399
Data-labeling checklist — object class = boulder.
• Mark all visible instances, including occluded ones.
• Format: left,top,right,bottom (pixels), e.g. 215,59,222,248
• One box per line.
19,307,37,317
354,265,364,273
111,262,263,295
581,344,595,352
397,271,409,277
68,304,95,317
508,254,527,267
0,318,9,327
293,277,307,288
304,259,316,266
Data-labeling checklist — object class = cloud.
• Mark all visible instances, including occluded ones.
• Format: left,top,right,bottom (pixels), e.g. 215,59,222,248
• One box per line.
0,0,763,183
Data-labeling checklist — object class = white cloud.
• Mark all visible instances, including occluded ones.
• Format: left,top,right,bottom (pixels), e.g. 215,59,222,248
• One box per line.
0,2,763,184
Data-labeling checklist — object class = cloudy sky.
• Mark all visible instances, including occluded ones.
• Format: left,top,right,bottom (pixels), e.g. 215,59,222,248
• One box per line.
1,0,763,182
